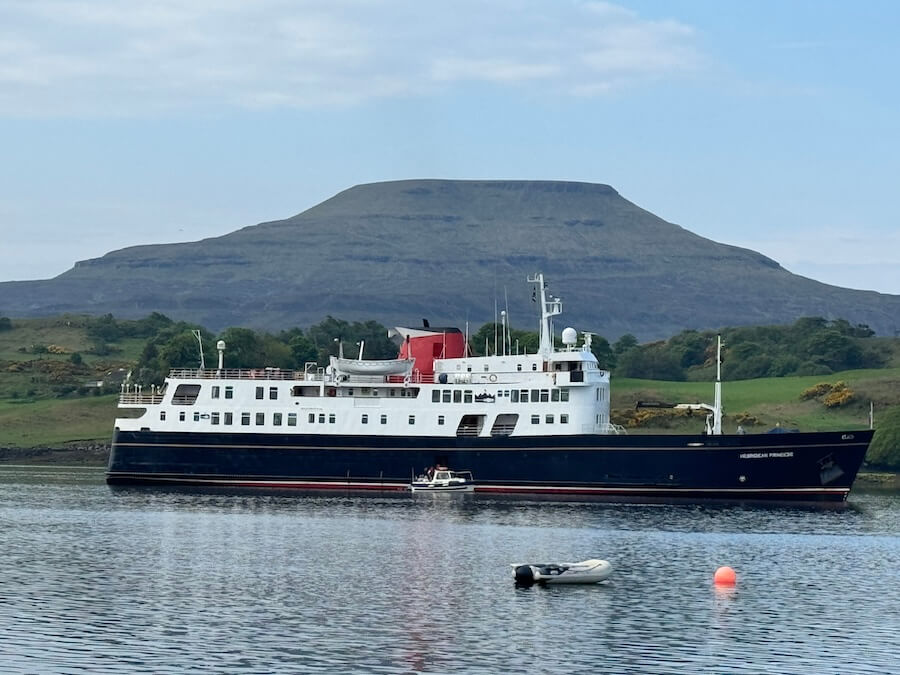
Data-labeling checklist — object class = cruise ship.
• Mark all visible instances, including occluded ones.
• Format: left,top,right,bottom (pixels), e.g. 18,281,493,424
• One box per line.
107,274,872,502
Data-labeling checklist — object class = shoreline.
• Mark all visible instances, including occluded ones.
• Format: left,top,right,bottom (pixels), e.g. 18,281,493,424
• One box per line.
1,445,897,489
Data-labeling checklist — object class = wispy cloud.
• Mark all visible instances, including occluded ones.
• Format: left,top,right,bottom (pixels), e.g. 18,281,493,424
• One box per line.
0,0,702,115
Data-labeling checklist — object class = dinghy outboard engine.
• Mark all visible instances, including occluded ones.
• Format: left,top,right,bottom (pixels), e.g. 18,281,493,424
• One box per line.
513,565,538,586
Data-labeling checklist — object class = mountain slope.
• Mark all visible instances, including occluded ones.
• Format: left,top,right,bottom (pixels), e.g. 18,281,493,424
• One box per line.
2,180,898,340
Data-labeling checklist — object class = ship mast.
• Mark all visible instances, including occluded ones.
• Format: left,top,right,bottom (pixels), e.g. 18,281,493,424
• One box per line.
528,273,562,358
713,334,723,435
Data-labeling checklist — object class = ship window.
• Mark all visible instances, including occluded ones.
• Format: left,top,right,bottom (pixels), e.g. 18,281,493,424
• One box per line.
464,390,473,403
491,413,518,436
453,390,462,403
483,364,489,372
193,412,200,422
438,415,444,425
520,390,529,403
540,390,549,402
432,390,440,403
560,388,569,402
160,411,166,421
172,384,201,405
511,390,519,403
409,415,415,425
288,413,297,426
308,413,315,423
253,412,264,426
273,412,282,426
362,414,368,424
561,414,568,424
255,386,264,400
380,414,387,425
531,389,539,401
241,412,250,425
319,414,325,423
225,386,234,399
531,415,540,424
532,363,537,371
211,412,219,425
211,386,220,399
442,390,451,403
517,364,522,371
179,411,186,422
546,414,554,424
390,389,396,397
269,387,278,400
329,414,335,424
552,389,560,402
224,412,233,425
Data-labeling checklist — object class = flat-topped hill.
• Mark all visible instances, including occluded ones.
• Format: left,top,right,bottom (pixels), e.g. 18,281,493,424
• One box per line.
2,179,898,339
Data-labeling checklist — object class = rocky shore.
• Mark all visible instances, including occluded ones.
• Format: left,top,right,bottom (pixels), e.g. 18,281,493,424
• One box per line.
0,444,110,466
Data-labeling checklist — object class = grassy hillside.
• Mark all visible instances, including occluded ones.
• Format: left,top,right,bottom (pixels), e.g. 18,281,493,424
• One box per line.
612,368,899,433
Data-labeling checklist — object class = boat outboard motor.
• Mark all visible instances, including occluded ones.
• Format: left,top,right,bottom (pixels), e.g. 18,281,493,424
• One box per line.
514,565,538,586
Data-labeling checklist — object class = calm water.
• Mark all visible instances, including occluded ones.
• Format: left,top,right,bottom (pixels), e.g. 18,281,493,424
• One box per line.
0,467,898,674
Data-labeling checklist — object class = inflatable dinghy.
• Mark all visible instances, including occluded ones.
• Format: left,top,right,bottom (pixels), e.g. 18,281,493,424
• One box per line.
512,558,612,586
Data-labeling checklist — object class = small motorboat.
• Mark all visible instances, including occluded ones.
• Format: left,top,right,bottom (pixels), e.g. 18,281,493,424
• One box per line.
409,467,474,492
512,559,613,585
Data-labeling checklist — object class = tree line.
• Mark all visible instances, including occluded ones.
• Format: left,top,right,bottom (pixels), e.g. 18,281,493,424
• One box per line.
76,312,894,386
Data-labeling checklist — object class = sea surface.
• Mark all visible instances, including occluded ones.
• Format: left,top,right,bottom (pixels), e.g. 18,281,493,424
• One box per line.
0,466,898,674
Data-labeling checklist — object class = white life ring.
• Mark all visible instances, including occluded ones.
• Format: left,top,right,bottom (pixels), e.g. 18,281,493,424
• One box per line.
489,374,497,382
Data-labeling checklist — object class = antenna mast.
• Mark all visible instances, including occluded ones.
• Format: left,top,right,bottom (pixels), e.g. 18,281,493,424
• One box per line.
192,330,205,370
527,273,562,358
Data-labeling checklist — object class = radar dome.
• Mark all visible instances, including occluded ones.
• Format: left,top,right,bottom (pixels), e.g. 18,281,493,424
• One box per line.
561,327,577,345
216,340,226,350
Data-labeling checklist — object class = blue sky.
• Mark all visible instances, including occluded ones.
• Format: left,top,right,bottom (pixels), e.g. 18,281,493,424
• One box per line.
1,0,898,294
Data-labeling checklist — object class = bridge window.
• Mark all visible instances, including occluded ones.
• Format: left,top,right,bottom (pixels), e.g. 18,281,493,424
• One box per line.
438,415,444,425
179,411,185,422
319,414,325,424
442,390,451,403
432,390,440,403
409,415,415,425
172,384,201,405
362,414,368,424
552,389,560,402
160,411,166,421
211,412,219,425
224,412,233,425
520,390,529,403
453,390,462,403
560,388,569,402
545,414,554,424
329,414,335,424
225,386,233,399
561,414,569,424
241,412,250,426
381,414,387,424
269,387,278,400
255,387,264,400
309,413,315,423
287,413,297,426
273,413,282,426
211,386,220,399
540,390,549,402
511,390,519,403
256,412,265,425
531,415,540,424
193,412,200,421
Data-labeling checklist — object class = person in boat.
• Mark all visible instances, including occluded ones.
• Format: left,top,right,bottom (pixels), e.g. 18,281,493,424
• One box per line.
426,466,434,480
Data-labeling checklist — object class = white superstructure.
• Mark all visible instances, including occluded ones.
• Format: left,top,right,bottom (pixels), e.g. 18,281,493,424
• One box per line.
114,274,623,439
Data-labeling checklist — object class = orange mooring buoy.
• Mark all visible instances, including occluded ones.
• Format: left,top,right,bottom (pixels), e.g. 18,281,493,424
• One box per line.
714,566,737,586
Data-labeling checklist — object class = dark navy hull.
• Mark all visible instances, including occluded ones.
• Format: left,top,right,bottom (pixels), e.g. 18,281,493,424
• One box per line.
107,428,872,502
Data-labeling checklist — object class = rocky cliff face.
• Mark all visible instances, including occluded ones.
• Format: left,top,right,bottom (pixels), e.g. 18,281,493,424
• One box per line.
1,179,898,340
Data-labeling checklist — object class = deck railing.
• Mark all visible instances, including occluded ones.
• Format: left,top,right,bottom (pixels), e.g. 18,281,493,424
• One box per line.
119,393,165,405
167,368,306,381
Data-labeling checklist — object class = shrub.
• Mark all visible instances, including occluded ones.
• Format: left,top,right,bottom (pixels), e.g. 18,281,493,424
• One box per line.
867,406,900,470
